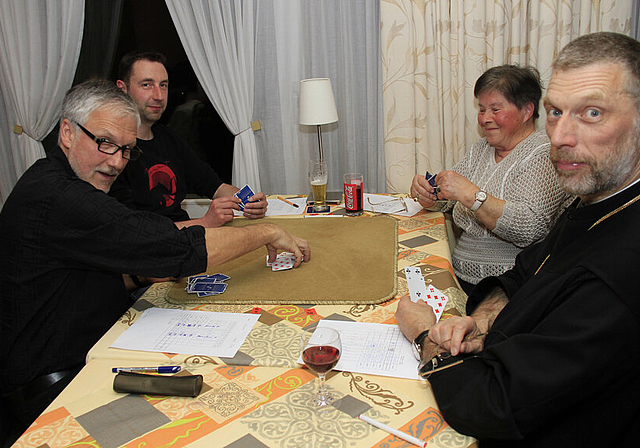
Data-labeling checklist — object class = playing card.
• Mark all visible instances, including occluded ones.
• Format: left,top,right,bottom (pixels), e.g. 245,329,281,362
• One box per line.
425,171,437,187
206,273,230,282
404,266,428,302
190,281,227,293
234,184,256,211
186,273,229,294
424,284,448,322
196,283,227,297
404,267,448,322
187,274,208,285
270,252,296,271
425,171,438,199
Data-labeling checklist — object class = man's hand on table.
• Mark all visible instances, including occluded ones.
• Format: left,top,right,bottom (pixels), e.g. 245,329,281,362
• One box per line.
395,295,437,341
415,286,509,357
428,315,484,356
396,294,484,358
265,225,310,268
430,285,509,355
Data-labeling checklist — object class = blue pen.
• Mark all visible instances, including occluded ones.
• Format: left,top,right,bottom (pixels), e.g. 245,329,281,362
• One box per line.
112,366,181,374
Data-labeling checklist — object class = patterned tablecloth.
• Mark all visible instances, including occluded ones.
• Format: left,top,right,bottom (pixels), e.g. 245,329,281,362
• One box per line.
14,207,476,448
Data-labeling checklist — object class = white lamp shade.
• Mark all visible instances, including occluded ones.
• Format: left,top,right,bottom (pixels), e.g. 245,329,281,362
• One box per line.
299,78,338,125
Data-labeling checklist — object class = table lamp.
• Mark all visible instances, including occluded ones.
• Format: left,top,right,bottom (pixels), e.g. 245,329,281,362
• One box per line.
299,78,338,163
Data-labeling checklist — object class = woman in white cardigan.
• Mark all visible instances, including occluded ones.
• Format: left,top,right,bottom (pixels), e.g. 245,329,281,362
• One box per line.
411,65,572,295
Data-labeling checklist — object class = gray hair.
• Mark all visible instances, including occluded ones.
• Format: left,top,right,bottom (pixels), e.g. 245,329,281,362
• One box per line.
60,78,140,129
474,65,543,122
553,32,640,111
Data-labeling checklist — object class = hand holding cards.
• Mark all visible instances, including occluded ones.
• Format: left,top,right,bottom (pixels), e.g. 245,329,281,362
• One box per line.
234,184,257,211
404,266,448,322
266,252,296,271
425,171,438,198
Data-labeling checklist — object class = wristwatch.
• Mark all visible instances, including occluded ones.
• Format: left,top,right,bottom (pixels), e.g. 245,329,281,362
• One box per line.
470,190,487,212
412,329,430,360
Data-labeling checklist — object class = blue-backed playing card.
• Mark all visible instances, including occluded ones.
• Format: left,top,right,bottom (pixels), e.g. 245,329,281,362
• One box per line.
234,184,256,211
206,273,230,282
191,282,228,293
425,171,437,187
426,171,438,199
196,283,228,296
186,273,230,295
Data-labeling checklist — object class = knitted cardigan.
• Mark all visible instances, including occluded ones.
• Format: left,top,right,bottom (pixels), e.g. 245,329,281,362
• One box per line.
435,131,572,285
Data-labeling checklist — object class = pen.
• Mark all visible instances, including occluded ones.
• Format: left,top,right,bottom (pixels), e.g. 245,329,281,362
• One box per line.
358,414,426,448
278,196,299,208
112,366,181,374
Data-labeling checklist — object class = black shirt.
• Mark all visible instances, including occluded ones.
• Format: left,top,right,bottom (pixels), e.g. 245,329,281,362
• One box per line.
430,182,640,447
109,123,223,222
0,146,207,391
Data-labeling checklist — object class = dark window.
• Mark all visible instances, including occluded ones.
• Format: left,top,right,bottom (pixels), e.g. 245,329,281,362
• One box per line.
45,0,234,185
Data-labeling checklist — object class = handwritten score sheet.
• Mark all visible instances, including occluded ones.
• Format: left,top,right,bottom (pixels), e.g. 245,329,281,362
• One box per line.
315,320,421,380
111,308,260,358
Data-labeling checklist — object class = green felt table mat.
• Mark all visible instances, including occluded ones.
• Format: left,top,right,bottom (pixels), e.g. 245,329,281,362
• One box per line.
166,215,398,305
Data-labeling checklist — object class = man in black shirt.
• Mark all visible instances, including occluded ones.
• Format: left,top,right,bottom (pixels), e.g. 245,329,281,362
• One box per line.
110,50,268,227
0,79,309,445
395,32,640,447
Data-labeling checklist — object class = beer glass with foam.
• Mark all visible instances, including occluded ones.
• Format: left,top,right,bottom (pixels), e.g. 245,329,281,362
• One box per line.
309,160,329,212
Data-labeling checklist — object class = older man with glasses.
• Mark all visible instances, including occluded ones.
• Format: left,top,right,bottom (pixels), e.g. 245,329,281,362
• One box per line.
0,79,310,446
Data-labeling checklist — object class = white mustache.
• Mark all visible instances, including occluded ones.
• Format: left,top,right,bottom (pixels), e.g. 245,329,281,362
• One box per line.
98,168,120,177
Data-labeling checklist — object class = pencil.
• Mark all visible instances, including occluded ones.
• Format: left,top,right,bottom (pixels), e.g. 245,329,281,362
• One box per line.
358,414,426,447
278,196,299,208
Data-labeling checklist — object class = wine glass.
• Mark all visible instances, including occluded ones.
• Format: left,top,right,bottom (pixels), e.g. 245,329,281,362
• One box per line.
300,326,342,407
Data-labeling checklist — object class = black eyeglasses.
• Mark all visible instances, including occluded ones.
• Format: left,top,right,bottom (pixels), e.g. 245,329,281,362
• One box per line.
74,121,142,161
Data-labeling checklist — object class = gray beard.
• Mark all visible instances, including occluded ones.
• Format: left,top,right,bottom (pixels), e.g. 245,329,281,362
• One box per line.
554,123,640,198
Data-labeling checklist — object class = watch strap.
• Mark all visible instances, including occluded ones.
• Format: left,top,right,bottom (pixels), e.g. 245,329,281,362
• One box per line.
470,190,486,212
412,329,430,359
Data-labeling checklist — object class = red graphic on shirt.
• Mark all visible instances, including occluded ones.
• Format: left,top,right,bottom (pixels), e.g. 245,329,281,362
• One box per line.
147,164,177,207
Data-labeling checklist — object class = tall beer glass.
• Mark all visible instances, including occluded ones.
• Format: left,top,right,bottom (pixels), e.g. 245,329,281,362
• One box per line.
309,160,329,212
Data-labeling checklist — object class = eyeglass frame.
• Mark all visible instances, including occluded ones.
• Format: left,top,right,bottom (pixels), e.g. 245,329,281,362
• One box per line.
417,332,487,380
366,196,408,214
73,120,142,161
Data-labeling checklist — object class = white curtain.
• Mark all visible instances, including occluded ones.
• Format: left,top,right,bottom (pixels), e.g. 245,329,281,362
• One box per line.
254,0,384,195
634,0,640,40
165,0,261,191
381,0,634,194
0,0,84,208
167,0,383,195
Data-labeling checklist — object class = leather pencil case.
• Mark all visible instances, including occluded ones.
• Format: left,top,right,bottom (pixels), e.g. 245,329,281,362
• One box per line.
113,371,203,397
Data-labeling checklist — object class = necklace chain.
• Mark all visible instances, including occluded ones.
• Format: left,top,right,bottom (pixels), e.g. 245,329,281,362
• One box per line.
587,192,640,231
535,192,640,275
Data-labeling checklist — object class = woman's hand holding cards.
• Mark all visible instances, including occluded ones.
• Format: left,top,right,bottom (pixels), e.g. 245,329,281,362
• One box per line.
411,173,438,208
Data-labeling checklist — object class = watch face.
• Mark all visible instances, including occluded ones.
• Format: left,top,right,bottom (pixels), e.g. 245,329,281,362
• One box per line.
477,191,487,201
